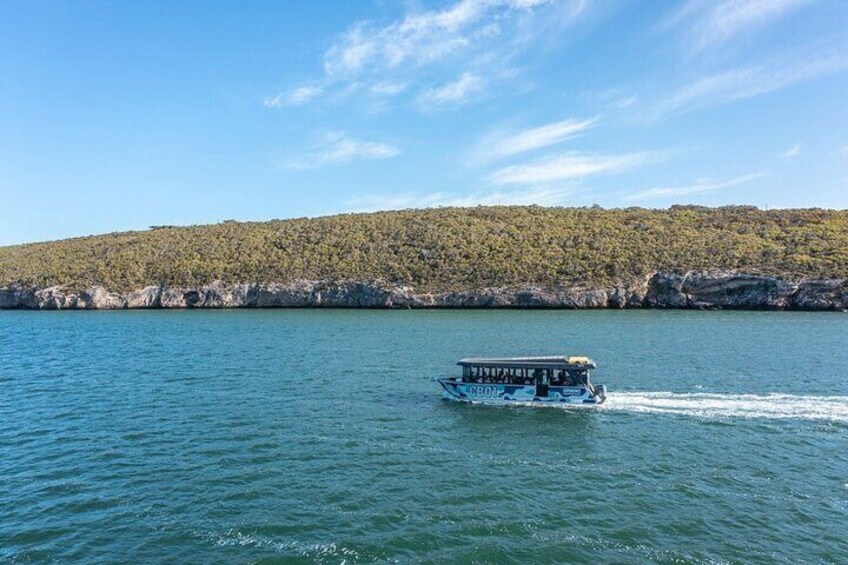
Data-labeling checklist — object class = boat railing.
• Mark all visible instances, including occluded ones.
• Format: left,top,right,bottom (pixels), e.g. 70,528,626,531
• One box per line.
442,377,591,391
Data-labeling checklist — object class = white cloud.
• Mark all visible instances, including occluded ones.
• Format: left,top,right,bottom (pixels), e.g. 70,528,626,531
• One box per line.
652,46,848,118
664,0,816,53
264,85,324,108
623,171,770,202
607,95,637,110
264,0,590,109
586,88,638,111
490,151,660,185
472,117,597,163
370,82,408,96
347,185,576,212
323,0,553,78
781,143,801,159
286,132,401,170
417,72,484,107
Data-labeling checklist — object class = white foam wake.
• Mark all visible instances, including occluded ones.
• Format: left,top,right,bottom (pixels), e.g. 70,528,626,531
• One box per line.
602,392,848,423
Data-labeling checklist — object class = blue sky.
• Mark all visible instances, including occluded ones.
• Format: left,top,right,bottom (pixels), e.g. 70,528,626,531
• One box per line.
1,0,846,245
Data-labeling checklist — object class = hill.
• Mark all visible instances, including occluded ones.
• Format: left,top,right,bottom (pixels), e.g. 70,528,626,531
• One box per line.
1,206,847,294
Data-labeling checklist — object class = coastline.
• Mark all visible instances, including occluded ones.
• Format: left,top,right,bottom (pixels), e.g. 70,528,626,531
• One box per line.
1,271,845,311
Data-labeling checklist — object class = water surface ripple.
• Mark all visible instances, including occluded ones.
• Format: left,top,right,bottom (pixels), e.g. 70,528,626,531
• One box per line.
1,310,846,563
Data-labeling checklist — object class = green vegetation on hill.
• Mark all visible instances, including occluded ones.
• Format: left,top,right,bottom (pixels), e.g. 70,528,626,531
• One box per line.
1,206,846,292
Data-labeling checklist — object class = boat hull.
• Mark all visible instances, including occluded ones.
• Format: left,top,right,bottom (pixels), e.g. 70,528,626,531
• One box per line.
438,378,605,405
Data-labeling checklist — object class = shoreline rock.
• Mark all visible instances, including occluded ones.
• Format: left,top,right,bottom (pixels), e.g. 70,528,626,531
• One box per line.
0,271,845,311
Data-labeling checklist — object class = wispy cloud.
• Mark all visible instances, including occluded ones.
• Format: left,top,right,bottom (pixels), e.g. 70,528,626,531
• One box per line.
264,85,324,108
651,45,848,118
585,88,638,111
323,0,552,78
285,132,401,170
347,185,577,212
265,0,590,109
606,95,637,110
416,72,485,108
623,171,770,202
781,143,801,159
472,117,598,163
490,151,661,185
369,81,408,96
663,0,816,53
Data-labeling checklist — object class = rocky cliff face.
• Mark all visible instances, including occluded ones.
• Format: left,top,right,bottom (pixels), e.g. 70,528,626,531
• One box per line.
0,271,845,311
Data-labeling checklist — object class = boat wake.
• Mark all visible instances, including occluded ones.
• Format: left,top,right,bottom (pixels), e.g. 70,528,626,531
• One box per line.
602,392,848,423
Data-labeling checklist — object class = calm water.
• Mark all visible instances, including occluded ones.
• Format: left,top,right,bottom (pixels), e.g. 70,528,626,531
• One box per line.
1,310,846,564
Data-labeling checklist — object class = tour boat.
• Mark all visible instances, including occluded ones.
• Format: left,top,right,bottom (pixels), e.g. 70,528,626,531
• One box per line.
438,356,607,405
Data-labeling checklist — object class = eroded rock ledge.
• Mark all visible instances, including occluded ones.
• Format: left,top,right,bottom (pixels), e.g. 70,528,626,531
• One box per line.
1,271,846,311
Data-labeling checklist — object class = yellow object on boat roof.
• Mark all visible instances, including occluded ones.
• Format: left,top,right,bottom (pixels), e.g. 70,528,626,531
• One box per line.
456,356,596,369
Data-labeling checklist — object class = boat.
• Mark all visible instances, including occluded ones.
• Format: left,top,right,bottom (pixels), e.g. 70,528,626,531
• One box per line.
438,356,607,405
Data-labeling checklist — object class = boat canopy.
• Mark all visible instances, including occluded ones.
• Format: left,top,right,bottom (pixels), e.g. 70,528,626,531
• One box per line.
457,356,596,370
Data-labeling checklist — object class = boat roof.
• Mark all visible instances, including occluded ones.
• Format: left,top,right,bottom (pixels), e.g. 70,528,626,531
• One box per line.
457,356,596,370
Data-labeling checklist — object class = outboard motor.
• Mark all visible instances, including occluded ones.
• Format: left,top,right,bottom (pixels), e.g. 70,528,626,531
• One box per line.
594,384,607,403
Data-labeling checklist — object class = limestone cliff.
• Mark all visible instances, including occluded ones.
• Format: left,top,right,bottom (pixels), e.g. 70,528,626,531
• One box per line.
1,271,845,310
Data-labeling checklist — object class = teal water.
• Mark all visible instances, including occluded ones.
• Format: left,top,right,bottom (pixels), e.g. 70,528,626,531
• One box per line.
1,310,846,564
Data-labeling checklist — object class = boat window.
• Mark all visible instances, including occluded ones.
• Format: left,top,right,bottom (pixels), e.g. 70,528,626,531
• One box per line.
551,370,563,386
459,364,595,385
